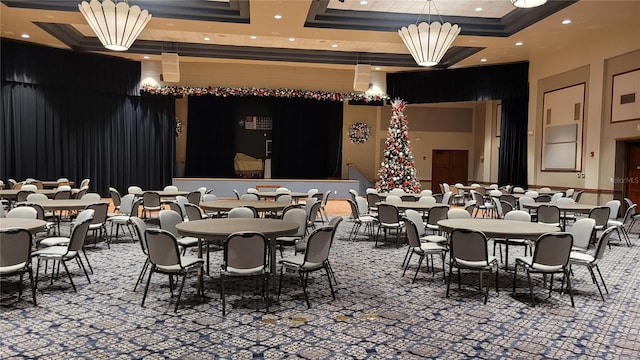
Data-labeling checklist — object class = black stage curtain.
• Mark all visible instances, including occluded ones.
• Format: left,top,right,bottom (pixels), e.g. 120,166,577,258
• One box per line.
185,96,236,177
185,96,343,179
387,62,529,187
1,40,175,196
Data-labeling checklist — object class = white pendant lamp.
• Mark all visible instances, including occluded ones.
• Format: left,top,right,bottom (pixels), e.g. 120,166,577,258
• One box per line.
397,0,460,67
78,0,152,51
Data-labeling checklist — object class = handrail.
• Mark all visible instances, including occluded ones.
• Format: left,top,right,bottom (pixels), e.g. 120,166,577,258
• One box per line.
346,163,375,195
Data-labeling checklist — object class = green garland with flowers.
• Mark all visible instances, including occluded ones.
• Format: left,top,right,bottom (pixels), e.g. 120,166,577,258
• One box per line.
140,84,389,103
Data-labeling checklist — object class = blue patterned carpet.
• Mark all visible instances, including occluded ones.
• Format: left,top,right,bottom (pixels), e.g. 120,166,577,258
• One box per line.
1,216,640,359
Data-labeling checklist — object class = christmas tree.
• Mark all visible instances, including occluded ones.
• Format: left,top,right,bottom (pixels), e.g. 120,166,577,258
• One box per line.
375,99,422,193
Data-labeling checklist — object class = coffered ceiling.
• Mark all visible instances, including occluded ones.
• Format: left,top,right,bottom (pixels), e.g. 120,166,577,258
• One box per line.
1,0,638,72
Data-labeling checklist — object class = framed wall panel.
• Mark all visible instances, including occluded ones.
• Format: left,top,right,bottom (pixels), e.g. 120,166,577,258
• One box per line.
611,68,640,123
541,83,585,171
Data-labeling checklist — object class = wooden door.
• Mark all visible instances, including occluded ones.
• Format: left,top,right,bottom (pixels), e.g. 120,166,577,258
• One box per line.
432,150,469,193
626,142,640,206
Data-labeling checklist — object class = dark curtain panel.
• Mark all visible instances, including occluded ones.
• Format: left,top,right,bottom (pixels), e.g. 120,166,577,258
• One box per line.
387,62,529,187
271,98,343,178
184,96,236,177
1,40,175,196
498,98,528,188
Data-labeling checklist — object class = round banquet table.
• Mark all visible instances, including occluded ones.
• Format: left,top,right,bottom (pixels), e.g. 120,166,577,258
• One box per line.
0,189,57,200
128,189,190,197
176,218,298,280
520,202,596,214
256,191,309,200
438,218,560,241
29,199,109,210
0,218,47,233
200,200,290,213
376,201,439,212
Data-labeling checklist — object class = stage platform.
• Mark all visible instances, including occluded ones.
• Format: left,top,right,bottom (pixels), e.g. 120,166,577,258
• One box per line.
172,178,359,199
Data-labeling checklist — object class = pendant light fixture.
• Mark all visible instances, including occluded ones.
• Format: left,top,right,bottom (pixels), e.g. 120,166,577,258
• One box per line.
78,0,152,51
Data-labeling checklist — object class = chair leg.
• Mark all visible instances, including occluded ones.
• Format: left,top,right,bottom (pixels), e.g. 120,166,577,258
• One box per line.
174,273,187,312
526,270,535,306
82,249,94,274
221,274,226,316
325,266,336,300
587,265,605,301
141,268,153,307
594,264,609,295
301,272,311,308
61,261,77,292
28,268,37,306
134,259,150,291
75,256,91,283
564,268,575,307
412,255,424,283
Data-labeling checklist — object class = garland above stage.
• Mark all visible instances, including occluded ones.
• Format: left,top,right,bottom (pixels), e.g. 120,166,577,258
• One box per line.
140,84,389,103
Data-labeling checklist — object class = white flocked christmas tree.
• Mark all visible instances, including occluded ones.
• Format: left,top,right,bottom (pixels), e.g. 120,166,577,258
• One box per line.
375,99,422,193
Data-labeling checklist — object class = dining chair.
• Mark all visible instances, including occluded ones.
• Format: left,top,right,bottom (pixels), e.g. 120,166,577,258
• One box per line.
446,228,499,304
513,232,574,307
32,211,94,292
276,207,307,257
186,191,202,205
158,210,200,256
536,204,561,227
109,187,122,213
569,226,616,301
0,228,37,305
220,232,269,316
568,218,596,252
107,194,136,244
278,226,336,308
423,204,449,245
608,204,635,246
39,209,96,274
375,203,403,248
85,202,109,248
348,198,377,242
493,210,532,268
402,216,447,283
227,206,257,218
142,229,205,312
130,216,149,292
142,191,162,219
6,206,38,219
588,206,610,244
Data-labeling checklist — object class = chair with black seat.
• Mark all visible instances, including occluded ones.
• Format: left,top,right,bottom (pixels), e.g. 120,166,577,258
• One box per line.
513,232,574,307
446,228,499,304
0,228,37,305
158,210,200,256
569,226,616,301
375,203,403,248
278,226,336,308
220,232,269,316
141,191,163,220
464,200,477,216
402,216,447,282
142,229,205,312
32,211,94,292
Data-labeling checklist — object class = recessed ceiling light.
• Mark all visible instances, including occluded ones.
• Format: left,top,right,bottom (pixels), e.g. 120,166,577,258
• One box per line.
203,36,210,41
562,19,571,25
360,1,368,4
480,58,487,62
331,44,338,48
288,37,295,42
515,41,523,46
475,7,483,12
21,33,30,39
374,67,381,71
250,35,257,40
143,56,150,59
274,14,282,20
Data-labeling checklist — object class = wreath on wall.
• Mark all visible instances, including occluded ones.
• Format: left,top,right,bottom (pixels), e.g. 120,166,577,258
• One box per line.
349,122,371,144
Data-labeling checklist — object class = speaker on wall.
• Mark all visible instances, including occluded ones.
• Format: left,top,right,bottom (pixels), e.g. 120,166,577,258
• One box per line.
353,64,371,92
161,52,180,83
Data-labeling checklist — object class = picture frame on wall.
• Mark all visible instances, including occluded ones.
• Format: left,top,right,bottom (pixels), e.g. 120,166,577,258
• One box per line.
611,68,640,123
495,103,501,137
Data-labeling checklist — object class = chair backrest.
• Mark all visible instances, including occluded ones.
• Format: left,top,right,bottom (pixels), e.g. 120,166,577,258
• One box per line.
202,194,217,202
418,196,436,205
588,206,610,228
564,189,575,198
348,189,358,202
6,206,38,219
109,187,122,207
223,232,267,271
355,196,369,216
197,187,207,195
389,188,405,196
504,210,531,222
158,209,183,237
499,194,517,208
400,195,416,202
130,216,148,255
536,194,551,203
81,193,101,201
16,190,34,202
426,205,449,226
7,179,17,189
184,203,204,221
239,193,259,201
320,190,332,207
518,196,535,210
441,191,453,205
500,200,514,217
26,193,48,202
67,211,94,252
128,186,142,194
385,195,402,204
377,203,400,225
531,232,573,270
448,208,471,219
21,184,38,192
489,189,502,198
537,204,560,225
145,229,181,267
569,218,596,251
142,191,161,207
130,198,143,218
85,202,108,224
556,197,576,205
186,191,202,205
492,197,505,219
275,193,292,204
593,226,616,261
573,190,584,202
621,204,637,225
18,203,45,220
605,200,621,219
118,193,136,215
366,193,381,209
328,215,343,229
75,208,95,227
624,197,634,210
450,228,488,263
276,187,290,194
232,189,240,199
80,178,90,189
307,200,322,224
404,217,423,248
539,187,552,191
512,186,525,194
163,185,178,191
404,209,426,236
246,188,259,195
464,200,477,216
420,190,433,197
54,189,71,200
471,190,484,205
303,226,334,264
0,228,32,269
550,192,564,203
282,207,307,237
75,187,88,199
228,206,257,218
524,190,539,198
164,201,181,218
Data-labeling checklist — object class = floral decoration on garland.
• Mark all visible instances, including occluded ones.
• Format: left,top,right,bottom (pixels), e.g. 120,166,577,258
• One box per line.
175,117,183,137
349,122,371,144
140,84,389,103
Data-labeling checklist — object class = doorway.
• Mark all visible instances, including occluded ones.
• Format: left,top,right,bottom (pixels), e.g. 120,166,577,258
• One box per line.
624,141,640,207
431,150,469,193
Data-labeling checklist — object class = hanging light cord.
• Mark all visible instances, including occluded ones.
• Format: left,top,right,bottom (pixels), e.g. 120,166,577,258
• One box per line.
415,0,445,25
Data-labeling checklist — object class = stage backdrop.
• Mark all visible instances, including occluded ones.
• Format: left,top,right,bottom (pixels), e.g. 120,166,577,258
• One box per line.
185,96,343,179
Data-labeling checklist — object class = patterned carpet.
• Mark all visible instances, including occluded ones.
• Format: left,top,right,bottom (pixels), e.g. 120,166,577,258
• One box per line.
1,216,640,359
